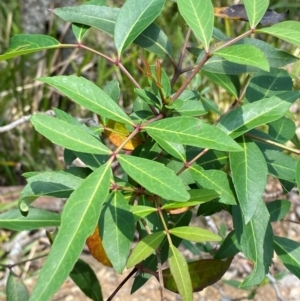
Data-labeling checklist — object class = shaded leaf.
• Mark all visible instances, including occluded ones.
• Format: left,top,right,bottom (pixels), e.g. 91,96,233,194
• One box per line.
168,245,193,300
268,117,296,143
214,230,240,260
257,21,300,47
126,231,165,268
191,166,236,205
255,141,296,183
28,164,111,301
145,116,242,152
213,45,269,72
163,256,233,293
169,226,221,242
19,170,83,212
114,0,166,55
296,158,300,191
214,4,287,26
273,236,300,278
0,208,60,231
217,96,295,138
99,192,135,273
6,272,29,301
69,259,103,301
267,200,291,222
155,138,186,161
177,0,213,51
166,98,207,116
0,34,60,61
117,155,189,202
245,68,293,102
233,201,273,287
38,76,134,126
229,136,268,223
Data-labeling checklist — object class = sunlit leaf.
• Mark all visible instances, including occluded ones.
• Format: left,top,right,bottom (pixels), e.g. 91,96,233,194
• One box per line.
168,245,193,300
257,21,300,47
243,0,269,28
0,208,60,231
114,0,165,54
0,34,60,61
28,163,111,301
169,226,221,242
126,231,165,268
213,45,269,72
145,116,242,152
177,0,213,51
117,155,189,202
229,136,268,223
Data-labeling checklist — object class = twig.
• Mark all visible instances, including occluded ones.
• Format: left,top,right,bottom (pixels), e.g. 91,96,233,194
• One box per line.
106,267,138,301
0,110,54,133
266,273,287,301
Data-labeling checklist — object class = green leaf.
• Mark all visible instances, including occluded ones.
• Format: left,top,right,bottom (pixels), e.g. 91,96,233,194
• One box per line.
99,192,135,273
155,139,186,161
214,230,240,260
19,170,83,212
267,200,291,222
28,163,111,301
0,208,60,231
72,0,107,42
243,0,269,28
268,117,296,143
69,259,103,301
126,231,166,268
30,114,111,155
177,0,213,51
114,0,165,55
169,226,221,243
103,79,120,103
255,141,296,182
273,236,300,278
130,205,157,222
213,45,269,72
246,69,293,102
190,166,236,205
117,155,189,202
257,21,300,47
145,116,242,152
0,34,60,61
162,189,219,210
202,71,239,98
217,96,295,138
6,272,29,301
168,245,193,301
38,76,134,126
229,136,268,223
233,201,273,287
54,6,173,59
166,98,207,116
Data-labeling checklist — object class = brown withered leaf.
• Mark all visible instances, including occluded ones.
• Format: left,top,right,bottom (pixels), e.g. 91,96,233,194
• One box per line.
214,4,288,26
86,226,112,267
104,120,143,151
160,257,233,293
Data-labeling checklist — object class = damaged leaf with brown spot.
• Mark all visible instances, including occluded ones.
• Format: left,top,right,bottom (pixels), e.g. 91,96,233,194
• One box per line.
214,5,288,26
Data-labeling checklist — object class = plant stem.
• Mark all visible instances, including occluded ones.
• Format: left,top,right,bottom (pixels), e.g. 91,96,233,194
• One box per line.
246,133,300,155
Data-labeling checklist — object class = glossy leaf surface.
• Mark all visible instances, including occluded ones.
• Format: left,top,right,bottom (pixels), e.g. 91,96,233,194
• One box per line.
29,164,111,301
177,0,213,51
117,155,189,202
